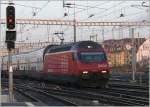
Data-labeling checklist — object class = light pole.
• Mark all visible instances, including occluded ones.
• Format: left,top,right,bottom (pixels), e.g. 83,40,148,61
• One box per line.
102,28,104,42
73,16,76,42
0,0,1,105
7,0,14,102
63,0,76,42
148,0,150,78
130,28,136,82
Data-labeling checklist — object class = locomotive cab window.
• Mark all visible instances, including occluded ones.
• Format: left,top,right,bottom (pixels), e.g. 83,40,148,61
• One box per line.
78,52,107,63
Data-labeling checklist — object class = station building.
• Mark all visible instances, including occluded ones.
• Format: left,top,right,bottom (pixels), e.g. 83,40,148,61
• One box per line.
103,38,146,70
136,38,149,70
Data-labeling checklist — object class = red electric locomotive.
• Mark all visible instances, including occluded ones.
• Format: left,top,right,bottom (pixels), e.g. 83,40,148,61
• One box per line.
44,41,110,87
1,41,110,87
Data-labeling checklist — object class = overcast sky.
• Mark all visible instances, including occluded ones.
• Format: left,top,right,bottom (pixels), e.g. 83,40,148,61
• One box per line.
0,0,149,44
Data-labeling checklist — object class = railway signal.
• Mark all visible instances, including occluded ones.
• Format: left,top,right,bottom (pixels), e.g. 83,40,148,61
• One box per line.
6,4,16,103
6,30,16,41
6,5,16,50
6,41,15,51
6,5,15,29
5,31,16,50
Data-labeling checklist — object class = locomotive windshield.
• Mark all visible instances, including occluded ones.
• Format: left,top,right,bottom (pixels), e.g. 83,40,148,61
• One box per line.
79,52,106,63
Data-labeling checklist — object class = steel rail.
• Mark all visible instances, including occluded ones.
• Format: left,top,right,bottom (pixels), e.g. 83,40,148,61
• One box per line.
2,81,79,106
14,84,79,106
13,87,44,103
32,85,147,106
86,88,149,104
13,79,150,105
108,83,149,90
3,79,149,106
10,82,136,106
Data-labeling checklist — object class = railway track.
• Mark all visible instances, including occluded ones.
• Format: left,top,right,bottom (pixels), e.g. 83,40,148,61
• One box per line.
110,73,149,85
108,82,149,90
13,87,45,103
37,85,149,106
84,87,149,104
20,82,149,106
2,78,149,106
14,84,140,106
2,83,79,106
15,85,79,106
2,79,79,106
13,83,104,106
107,85,149,98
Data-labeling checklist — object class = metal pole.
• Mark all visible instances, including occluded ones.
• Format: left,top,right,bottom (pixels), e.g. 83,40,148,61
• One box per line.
74,20,76,42
7,0,14,102
137,32,142,85
130,28,136,82
8,50,13,102
114,44,117,69
112,27,114,39
148,0,150,81
96,34,98,42
73,0,76,42
0,0,2,105
8,0,13,4
63,0,65,8
102,28,104,42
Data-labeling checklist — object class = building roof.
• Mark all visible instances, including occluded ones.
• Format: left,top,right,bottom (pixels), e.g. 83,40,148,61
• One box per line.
103,38,146,52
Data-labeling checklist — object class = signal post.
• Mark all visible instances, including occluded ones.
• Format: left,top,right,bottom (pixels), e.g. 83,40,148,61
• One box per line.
5,4,16,102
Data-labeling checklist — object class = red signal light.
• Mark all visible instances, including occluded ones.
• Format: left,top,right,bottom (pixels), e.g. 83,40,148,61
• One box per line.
8,18,13,23
6,6,15,29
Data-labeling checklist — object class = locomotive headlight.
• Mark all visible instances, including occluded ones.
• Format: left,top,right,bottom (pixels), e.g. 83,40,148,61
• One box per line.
83,71,88,74
101,70,107,73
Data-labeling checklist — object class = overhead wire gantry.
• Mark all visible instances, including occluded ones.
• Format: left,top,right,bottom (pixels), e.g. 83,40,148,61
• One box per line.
0,19,150,26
